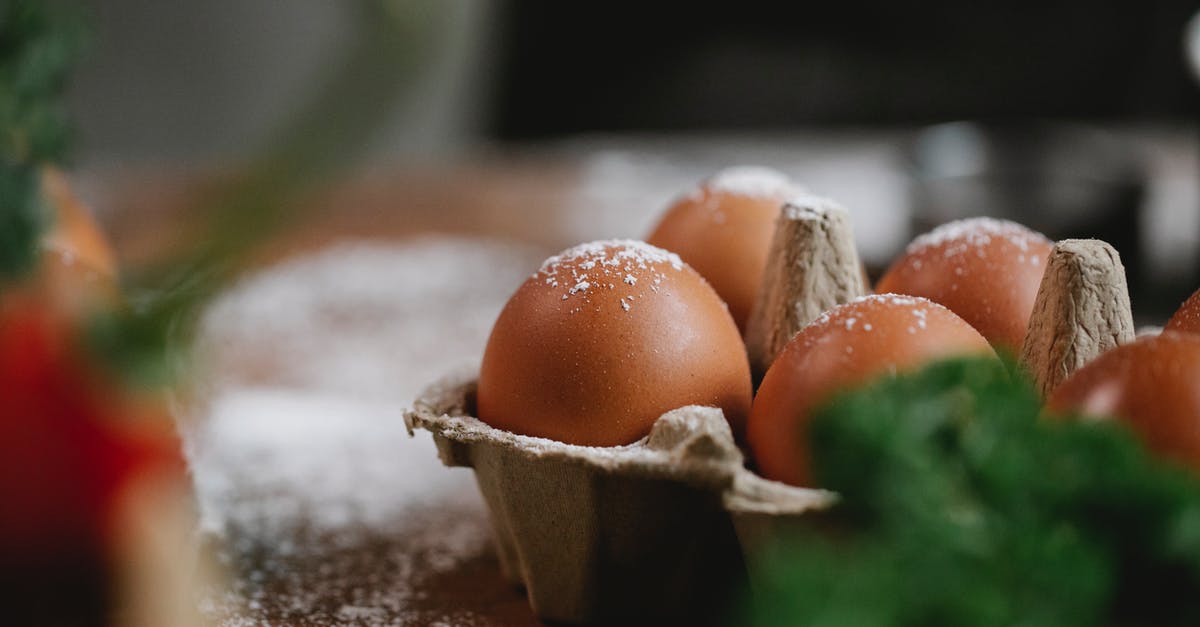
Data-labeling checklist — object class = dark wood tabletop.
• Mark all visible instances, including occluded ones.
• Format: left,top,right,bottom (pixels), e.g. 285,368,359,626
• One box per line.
98,158,576,626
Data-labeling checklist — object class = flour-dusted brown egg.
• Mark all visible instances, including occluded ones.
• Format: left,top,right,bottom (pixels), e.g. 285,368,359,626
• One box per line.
1166,288,1200,335
1048,332,1200,471
748,294,993,487
876,218,1053,352
477,240,752,447
647,166,800,333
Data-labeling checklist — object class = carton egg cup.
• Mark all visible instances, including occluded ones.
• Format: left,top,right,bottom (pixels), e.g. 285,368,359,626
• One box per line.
404,371,829,624
405,195,1135,624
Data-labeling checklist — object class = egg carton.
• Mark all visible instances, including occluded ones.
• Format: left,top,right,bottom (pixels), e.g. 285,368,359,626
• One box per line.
404,371,830,624
405,193,1135,624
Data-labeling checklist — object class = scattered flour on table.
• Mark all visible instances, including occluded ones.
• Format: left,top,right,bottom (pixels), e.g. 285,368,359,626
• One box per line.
188,388,478,537
198,238,544,401
185,237,546,626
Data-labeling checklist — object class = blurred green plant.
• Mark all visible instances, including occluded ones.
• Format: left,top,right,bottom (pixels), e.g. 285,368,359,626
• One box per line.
0,0,85,278
2,1,451,386
87,1,444,385
745,357,1200,627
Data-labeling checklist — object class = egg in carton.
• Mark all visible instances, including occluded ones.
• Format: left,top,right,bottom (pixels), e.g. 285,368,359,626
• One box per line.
736,231,1137,552
406,188,1137,624
404,196,855,623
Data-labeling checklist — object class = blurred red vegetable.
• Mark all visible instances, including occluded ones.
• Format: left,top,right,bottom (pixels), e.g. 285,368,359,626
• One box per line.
0,289,184,565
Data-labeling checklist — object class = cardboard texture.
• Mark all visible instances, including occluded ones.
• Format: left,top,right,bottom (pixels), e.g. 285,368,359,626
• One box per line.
405,371,829,624
1020,239,1135,398
745,197,866,380
404,210,1131,622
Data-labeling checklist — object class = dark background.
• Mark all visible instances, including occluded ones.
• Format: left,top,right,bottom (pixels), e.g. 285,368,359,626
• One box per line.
492,1,1200,138
71,0,1199,165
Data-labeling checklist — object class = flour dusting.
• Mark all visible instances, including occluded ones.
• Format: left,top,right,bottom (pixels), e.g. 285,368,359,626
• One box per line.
782,193,845,219
703,165,799,199
187,236,544,626
805,293,950,343
536,239,684,311
907,217,1051,259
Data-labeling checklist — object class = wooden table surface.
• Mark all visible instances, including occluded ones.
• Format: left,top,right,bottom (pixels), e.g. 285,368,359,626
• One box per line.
98,159,582,626
194,481,544,626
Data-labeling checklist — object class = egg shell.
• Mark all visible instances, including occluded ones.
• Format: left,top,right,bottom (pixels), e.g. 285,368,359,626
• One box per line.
35,247,120,319
647,166,798,332
1048,332,1200,471
749,294,994,487
1166,288,1200,335
477,240,752,447
41,168,117,278
876,217,1053,352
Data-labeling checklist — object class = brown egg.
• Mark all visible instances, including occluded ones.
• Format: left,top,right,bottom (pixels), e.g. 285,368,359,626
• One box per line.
749,294,993,487
41,168,117,278
876,217,1053,352
646,166,799,333
1166,288,1200,335
477,239,752,446
1048,332,1200,471
36,247,119,318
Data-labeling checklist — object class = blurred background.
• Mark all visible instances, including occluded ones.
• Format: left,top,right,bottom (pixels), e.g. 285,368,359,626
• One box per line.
71,0,1200,320
70,0,1200,160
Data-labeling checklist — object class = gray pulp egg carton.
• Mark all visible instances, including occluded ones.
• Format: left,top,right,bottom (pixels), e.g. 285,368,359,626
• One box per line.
404,371,830,624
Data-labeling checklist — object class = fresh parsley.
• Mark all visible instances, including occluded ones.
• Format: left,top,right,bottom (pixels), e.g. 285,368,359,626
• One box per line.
746,357,1200,627
0,0,84,278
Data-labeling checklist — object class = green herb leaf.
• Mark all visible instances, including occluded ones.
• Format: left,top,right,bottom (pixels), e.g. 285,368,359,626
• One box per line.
745,357,1200,627
0,0,85,279
86,0,441,387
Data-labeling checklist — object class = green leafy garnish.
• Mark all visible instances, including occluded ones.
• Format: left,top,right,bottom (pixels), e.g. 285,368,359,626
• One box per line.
0,0,85,278
85,0,441,386
2,0,438,386
745,357,1200,627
